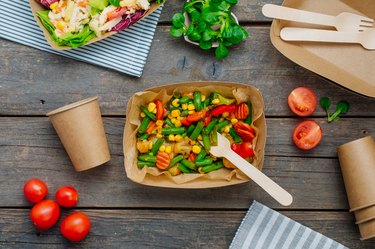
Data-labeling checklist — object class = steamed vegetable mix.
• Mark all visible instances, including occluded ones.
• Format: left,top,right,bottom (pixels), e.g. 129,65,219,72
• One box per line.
136,91,257,176
35,0,162,47
169,0,248,59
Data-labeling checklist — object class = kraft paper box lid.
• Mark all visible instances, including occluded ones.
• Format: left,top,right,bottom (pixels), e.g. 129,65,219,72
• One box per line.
270,0,375,98
30,0,164,50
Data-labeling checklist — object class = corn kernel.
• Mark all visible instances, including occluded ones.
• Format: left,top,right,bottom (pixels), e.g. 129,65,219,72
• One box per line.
212,98,220,105
187,104,195,110
57,21,65,30
165,146,172,154
184,136,190,143
156,120,164,127
50,2,58,9
148,141,153,149
148,102,156,113
159,145,166,152
152,109,157,114
172,99,180,107
177,116,183,121
231,118,238,125
171,109,181,118
222,112,229,118
171,118,177,124
188,110,194,114
190,140,196,145
168,114,173,119
182,103,188,110
197,134,202,141
175,135,182,142
174,120,182,128
156,133,163,138
201,95,206,102
192,145,201,154
168,134,175,141
224,125,231,133
140,112,146,118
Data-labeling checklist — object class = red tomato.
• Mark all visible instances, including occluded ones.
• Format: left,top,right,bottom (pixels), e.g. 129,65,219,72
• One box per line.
107,7,127,20
292,120,322,150
56,186,79,208
60,212,91,242
288,87,317,117
23,178,48,203
30,200,60,230
231,142,254,158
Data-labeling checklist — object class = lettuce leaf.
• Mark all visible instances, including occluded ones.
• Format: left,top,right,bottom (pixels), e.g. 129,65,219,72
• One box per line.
37,10,55,34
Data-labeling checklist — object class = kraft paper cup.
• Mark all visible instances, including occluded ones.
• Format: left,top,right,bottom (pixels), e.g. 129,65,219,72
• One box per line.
359,219,375,240
47,97,111,172
355,205,375,224
337,136,375,211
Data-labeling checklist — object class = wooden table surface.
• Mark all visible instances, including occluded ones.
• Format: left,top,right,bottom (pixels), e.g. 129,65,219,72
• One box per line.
1,0,375,248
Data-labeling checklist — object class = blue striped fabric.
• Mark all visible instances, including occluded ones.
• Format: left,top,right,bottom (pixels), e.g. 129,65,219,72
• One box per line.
230,201,349,249
0,0,163,77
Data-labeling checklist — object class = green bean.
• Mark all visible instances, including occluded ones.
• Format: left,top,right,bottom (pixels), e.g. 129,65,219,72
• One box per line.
138,116,151,134
179,96,190,104
169,155,184,168
216,120,230,131
138,155,157,163
202,132,211,152
162,127,185,135
186,125,196,136
245,101,253,125
151,139,164,155
138,133,149,140
195,150,207,162
190,121,204,140
181,159,196,170
211,126,218,146
195,158,213,166
164,118,175,128
140,106,156,121
178,164,191,173
204,117,219,133
193,91,202,111
181,110,190,117
137,161,156,169
229,127,242,144
200,161,224,173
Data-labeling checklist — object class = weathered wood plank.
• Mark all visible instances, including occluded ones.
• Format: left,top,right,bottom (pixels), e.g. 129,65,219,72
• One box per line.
0,209,371,249
1,27,375,116
2,117,373,209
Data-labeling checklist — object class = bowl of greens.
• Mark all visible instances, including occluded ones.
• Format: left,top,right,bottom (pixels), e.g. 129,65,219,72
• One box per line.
170,0,248,59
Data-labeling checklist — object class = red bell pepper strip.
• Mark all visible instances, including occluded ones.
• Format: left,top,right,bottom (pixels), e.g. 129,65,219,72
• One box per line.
203,114,212,126
155,99,164,120
188,153,196,162
211,105,236,117
181,118,192,126
186,110,207,122
146,121,157,135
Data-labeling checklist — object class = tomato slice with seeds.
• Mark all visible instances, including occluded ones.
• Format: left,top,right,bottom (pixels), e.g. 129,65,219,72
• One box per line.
288,87,317,117
292,120,322,150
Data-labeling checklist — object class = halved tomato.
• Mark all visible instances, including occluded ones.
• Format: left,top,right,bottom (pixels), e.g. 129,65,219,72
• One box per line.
292,120,322,150
288,87,317,117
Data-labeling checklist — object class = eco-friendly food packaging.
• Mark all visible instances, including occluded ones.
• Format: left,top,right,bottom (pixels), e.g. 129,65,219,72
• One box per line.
355,205,375,224
47,96,111,171
269,0,375,98
337,136,375,211
29,0,163,50
358,219,375,241
123,82,266,188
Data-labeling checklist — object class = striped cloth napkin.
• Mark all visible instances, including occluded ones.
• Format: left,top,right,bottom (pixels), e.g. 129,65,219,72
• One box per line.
0,0,163,77
230,201,348,249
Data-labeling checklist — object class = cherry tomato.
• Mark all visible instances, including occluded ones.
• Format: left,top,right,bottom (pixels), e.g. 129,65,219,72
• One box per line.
56,186,79,208
288,87,317,117
23,178,48,203
30,200,60,230
292,120,322,150
107,7,127,20
231,142,254,158
60,212,91,242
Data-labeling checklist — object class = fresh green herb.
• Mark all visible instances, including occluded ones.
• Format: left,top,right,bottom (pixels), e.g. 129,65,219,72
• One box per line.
108,0,120,6
320,97,331,119
320,97,349,123
169,0,248,59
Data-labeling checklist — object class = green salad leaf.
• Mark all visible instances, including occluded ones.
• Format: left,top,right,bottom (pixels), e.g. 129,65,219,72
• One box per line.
108,0,120,7
37,10,55,35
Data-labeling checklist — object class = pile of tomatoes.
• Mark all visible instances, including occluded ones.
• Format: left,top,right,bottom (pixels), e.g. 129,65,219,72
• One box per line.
23,178,91,242
288,87,322,150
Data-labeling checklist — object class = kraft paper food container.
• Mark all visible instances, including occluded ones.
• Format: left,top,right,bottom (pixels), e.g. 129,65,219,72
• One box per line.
337,136,375,211
123,82,266,188
359,219,375,241
47,96,111,172
30,0,163,50
355,205,375,224
269,0,375,98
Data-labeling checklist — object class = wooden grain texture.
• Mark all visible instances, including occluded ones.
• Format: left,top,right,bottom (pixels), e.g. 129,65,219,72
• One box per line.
0,209,372,249
3,117,374,209
1,27,375,116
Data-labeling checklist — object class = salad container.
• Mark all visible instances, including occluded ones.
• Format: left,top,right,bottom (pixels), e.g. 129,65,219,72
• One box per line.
123,82,266,188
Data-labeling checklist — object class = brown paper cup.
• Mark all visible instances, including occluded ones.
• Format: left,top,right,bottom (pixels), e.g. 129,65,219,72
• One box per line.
337,136,375,211
47,97,110,171
359,219,375,240
355,205,375,224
